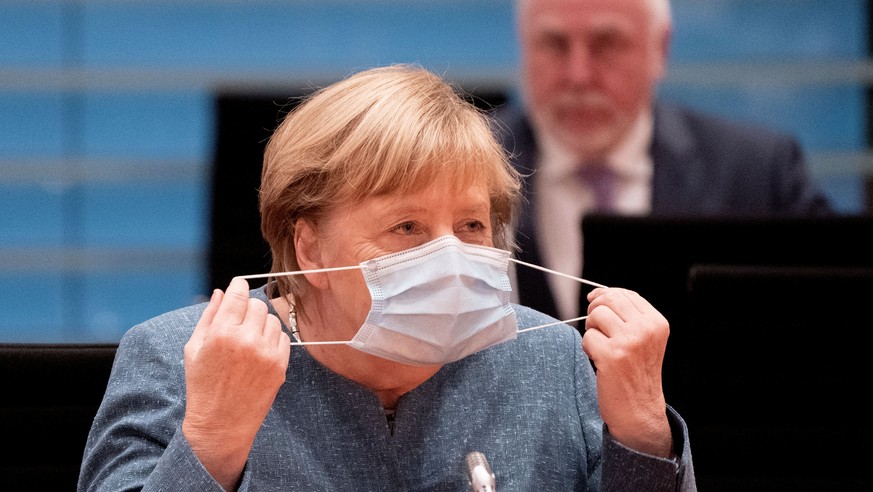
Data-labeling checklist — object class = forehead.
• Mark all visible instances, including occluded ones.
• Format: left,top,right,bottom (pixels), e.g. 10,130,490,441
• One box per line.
523,0,653,34
329,176,492,225
379,177,491,207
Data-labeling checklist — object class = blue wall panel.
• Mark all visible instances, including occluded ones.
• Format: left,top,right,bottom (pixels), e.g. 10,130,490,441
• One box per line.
0,0,868,341
81,181,207,248
671,0,866,61
821,177,864,212
82,91,212,159
0,273,65,341
658,85,866,151
0,93,68,156
0,184,66,246
81,269,205,342
80,2,516,73
0,3,65,65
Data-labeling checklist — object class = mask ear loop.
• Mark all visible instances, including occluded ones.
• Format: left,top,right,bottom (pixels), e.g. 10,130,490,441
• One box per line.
237,266,363,346
509,258,607,289
517,316,589,333
238,258,609,341
508,258,608,334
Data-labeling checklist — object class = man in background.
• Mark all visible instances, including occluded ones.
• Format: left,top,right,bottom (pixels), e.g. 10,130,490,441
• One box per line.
494,0,833,321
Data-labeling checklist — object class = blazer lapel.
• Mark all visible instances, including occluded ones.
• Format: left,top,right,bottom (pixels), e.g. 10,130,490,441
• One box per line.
650,102,707,215
503,110,561,319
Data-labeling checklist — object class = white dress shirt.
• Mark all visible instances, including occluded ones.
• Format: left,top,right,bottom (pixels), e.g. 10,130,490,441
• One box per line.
531,112,655,321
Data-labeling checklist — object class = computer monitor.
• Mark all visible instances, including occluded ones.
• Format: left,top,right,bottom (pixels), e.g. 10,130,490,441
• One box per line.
580,214,873,306
685,264,873,490
580,214,873,490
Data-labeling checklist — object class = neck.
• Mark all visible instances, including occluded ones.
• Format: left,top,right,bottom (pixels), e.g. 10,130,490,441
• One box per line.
272,292,442,407
375,390,403,410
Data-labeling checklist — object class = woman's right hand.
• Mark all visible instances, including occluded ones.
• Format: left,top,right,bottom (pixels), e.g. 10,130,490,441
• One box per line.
182,277,291,490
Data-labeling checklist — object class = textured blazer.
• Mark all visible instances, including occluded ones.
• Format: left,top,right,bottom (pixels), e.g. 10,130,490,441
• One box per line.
78,286,696,491
493,101,834,318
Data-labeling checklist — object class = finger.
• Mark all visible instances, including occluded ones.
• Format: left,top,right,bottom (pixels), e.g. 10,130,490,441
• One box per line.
586,287,622,315
619,289,658,316
587,288,640,322
242,298,268,337
276,331,292,383
263,314,291,377
264,313,284,344
581,326,609,365
277,330,291,353
586,287,606,305
214,276,251,325
189,289,223,346
599,290,668,337
266,314,292,363
585,301,628,339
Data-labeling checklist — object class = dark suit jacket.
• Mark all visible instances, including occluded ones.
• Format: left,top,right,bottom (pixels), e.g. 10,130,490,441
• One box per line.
493,100,834,318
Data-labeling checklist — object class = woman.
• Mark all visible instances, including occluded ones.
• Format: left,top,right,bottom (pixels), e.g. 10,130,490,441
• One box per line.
79,64,695,491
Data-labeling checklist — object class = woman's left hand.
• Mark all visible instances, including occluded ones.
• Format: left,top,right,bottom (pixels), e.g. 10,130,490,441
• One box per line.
581,287,673,458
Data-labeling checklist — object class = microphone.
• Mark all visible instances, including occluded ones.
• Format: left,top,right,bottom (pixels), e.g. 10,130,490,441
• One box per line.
465,451,496,492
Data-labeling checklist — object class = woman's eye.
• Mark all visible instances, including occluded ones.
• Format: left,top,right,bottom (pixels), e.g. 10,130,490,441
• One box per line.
392,222,418,234
461,220,486,232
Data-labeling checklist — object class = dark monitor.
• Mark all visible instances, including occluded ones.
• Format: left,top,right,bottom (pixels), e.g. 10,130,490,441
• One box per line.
580,214,873,297
686,264,873,491
580,214,873,490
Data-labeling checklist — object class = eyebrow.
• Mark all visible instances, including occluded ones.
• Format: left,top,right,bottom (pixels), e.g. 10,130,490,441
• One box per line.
384,204,490,216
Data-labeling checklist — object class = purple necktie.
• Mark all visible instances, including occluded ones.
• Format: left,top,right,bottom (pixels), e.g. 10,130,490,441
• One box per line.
576,163,616,212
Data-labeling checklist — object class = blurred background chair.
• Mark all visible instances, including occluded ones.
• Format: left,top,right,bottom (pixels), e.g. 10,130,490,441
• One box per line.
0,343,117,489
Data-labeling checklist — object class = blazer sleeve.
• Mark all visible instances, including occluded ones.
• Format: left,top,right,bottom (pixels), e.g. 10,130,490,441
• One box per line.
573,332,698,491
77,306,237,492
600,406,697,492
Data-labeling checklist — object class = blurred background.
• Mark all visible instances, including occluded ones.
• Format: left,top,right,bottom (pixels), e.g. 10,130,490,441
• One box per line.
1,0,869,343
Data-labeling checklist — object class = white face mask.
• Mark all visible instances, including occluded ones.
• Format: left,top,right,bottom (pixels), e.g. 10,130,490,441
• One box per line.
354,235,516,365
241,236,603,366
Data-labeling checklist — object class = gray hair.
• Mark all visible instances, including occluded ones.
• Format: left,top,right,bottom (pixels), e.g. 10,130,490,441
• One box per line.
516,0,673,31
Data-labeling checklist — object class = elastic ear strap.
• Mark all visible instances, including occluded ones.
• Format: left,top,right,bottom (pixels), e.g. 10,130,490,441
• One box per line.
517,316,588,334
236,264,362,281
509,258,607,289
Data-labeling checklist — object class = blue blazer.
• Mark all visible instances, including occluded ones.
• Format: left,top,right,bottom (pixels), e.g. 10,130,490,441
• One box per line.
78,286,696,491
493,101,834,318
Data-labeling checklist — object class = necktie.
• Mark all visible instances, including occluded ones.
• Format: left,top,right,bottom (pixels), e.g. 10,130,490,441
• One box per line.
576,163,616,212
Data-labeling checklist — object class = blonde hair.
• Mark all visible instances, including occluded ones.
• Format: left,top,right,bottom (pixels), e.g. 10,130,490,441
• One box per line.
260,64,521,302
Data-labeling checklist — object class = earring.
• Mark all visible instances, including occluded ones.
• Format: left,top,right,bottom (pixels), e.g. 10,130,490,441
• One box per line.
288,301,299,339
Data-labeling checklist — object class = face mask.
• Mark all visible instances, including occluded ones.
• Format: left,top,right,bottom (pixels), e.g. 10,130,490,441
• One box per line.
241,236,603,366
356,235,518,365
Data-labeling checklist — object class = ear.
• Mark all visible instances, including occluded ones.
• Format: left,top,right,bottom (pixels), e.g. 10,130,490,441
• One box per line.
294,218,330,289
